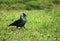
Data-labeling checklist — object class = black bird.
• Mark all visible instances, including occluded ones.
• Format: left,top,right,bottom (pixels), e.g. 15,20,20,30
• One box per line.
8,13,26,28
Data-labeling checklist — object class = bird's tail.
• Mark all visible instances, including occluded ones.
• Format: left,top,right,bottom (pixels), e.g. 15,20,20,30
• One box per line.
8,24,13,26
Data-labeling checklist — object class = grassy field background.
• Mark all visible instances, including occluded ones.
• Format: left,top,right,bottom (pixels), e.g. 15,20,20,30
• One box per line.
0,9,60,41
0,0,60,10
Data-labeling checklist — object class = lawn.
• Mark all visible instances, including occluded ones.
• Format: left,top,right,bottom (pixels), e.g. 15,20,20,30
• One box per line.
0,9,60,41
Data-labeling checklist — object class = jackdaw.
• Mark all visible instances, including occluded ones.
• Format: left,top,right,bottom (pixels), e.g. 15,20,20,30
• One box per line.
8,13,26,28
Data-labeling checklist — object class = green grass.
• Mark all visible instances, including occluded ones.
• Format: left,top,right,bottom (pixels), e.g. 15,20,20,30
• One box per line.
0,0,59,10
0,9,60,41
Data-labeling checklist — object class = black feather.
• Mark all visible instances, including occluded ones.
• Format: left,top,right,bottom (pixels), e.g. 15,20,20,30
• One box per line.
8,13,26,28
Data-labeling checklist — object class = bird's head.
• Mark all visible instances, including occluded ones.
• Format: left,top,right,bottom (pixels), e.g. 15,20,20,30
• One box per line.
20,13,26,18
22,13,26,17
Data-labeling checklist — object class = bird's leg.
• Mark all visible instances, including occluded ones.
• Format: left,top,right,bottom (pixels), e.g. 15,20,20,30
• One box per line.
24,26,25,28
23,26,28,31
16,26,18,28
